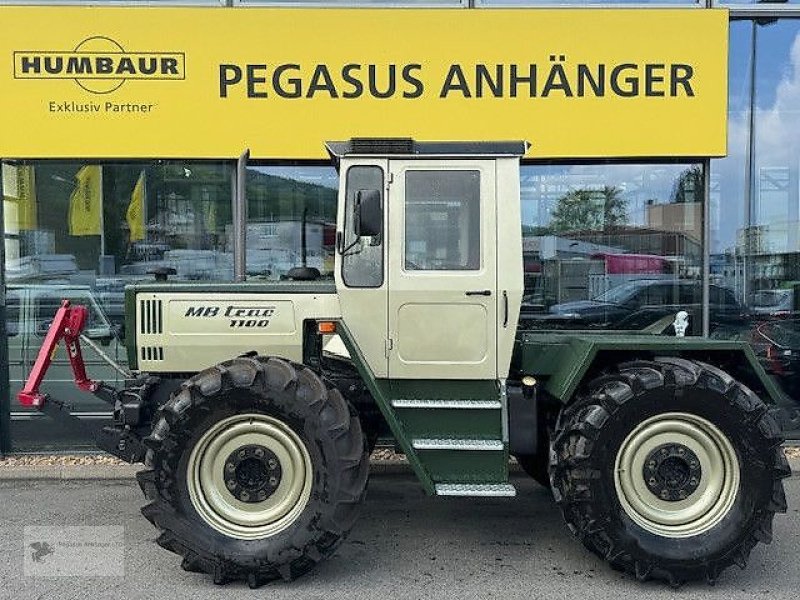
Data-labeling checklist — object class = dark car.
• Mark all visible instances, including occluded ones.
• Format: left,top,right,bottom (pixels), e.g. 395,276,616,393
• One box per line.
522,279,743,334
748,318,800,393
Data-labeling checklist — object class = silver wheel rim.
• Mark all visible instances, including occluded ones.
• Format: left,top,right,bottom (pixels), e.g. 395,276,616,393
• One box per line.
187,413,313,540
613,412,740,538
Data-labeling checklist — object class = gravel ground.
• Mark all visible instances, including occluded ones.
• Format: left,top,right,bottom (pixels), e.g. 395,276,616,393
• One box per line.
2,445,798,467
1,472,799,600
0,447,409,467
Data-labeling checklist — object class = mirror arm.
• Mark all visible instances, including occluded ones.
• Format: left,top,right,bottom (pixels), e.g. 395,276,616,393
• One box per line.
341,237,361,256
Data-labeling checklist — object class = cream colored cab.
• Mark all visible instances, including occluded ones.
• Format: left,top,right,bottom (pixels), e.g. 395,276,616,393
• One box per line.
333,143,523,381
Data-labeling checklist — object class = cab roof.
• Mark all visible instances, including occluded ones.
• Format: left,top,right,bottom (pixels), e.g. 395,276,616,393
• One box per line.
325,138,529,161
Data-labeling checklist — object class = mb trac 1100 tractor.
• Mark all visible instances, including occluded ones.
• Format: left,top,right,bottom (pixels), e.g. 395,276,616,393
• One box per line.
20,139,789,588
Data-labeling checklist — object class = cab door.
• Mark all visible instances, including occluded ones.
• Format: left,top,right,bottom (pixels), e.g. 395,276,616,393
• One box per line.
387,160,497,380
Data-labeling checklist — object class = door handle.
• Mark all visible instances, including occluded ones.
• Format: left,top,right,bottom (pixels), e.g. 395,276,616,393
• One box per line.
503,290,509,328
465,290,492,297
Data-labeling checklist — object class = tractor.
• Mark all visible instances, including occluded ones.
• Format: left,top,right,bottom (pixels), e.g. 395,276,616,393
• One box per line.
19,138,789,588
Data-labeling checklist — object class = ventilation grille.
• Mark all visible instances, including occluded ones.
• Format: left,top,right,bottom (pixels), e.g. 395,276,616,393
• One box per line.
139,299,163,335
141,346,164,362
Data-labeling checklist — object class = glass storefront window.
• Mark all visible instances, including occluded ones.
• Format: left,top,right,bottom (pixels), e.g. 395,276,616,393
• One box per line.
2,159,233,450
236,0,466,5
720,1,800,5
1,160,345,450
477,0,699,5
519,162,708,335
710,18,800,436
245,165,338,280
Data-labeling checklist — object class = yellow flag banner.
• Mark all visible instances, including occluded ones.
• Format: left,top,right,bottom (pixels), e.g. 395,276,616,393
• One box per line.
68,165,103,236
127,171,145,241
15,166,37,230
205,200,217,233
2,164,38,230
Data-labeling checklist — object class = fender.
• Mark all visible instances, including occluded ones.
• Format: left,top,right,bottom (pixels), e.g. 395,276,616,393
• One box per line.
517,332,788,406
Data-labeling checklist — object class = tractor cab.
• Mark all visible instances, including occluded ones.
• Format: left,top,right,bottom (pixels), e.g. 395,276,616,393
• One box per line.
327,138,527,381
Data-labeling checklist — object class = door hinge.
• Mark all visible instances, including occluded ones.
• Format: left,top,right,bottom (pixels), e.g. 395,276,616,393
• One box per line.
384,338,393,358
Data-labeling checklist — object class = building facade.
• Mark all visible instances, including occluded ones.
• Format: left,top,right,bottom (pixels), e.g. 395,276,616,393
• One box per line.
2,0,800,451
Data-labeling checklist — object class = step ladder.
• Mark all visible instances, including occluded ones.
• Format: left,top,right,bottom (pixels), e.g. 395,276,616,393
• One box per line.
389,397,515,497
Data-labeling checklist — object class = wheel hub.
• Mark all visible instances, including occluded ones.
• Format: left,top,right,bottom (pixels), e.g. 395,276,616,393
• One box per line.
613,412,740,538
186,413,313,540
223,444,283,503
642,443,701,502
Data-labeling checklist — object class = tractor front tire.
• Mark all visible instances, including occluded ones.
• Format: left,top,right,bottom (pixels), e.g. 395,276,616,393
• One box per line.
137,356,369,587
550,358,789,586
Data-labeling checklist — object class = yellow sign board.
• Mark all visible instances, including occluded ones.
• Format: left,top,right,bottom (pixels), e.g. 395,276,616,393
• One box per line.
0,7,728,160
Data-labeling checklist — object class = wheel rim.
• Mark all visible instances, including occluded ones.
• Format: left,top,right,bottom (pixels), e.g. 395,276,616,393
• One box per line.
613,412,740,538
187,413,313,540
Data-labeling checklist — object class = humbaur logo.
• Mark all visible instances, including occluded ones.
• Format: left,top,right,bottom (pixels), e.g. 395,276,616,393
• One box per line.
13,36,185,94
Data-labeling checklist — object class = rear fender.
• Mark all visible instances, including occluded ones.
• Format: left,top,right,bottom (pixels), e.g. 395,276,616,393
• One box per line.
518,333,787,407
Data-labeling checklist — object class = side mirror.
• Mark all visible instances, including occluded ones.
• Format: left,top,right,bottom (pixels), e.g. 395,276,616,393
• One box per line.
354,189,382,238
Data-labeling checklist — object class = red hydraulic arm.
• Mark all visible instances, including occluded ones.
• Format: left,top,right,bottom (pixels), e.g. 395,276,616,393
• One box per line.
17,299,99,409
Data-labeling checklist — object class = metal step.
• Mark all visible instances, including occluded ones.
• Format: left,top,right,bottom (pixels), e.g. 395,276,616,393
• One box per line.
412,438,504,451
391,399,501,410
435,483,517,497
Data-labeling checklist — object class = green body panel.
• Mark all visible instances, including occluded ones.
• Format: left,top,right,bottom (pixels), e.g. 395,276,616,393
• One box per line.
337,323,508,493
517,332,785,404
336,322,435,494
419,450,507,484
396,407,501,440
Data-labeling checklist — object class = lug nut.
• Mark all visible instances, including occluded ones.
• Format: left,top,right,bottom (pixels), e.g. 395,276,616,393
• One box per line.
254,448,264,458
689,477,698,486
268,459,277,470
257,491,267,500
648,477,657,486
677,448,685,455
240,491,250,502
660,490,670,499
269,477,278,487
225,463,235,472
238,449,246,459
226,480,236,490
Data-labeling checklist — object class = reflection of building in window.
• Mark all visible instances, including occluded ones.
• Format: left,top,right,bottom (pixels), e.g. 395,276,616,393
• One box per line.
645,202,702,243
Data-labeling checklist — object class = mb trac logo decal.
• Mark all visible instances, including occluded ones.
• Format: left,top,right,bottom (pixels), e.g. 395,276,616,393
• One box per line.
13,36,185,94
185,305,276,329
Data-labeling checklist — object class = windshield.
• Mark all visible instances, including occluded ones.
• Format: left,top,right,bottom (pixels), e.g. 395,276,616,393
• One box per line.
594,281,651,304
753,290,790,308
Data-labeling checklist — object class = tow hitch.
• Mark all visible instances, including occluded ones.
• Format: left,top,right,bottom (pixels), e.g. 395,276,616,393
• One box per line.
17,299,153,463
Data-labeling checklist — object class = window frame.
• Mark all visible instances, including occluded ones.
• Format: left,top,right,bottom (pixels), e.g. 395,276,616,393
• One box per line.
341,164,385,289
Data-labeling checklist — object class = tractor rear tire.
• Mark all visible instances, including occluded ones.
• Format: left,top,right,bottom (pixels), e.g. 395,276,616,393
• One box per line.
137,356,369,587
550,357,789,586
